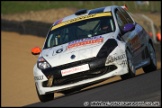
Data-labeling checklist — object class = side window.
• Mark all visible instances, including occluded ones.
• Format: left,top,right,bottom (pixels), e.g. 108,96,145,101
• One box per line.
115,9,128,29
118,7,134,24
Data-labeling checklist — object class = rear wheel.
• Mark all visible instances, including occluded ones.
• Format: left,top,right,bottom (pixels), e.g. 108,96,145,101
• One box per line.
121,49,135,80
35,84,54,102
143,43,157,73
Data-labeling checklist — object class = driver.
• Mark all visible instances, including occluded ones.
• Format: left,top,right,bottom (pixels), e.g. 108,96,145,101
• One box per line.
100,20,111,32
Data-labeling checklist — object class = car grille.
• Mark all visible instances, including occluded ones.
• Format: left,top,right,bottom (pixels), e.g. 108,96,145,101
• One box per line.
43,65,117,87
54,57,97,70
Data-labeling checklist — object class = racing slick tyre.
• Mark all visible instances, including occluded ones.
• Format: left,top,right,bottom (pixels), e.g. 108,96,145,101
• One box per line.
35,84,54,102
143,42,157,73
121,49,135,80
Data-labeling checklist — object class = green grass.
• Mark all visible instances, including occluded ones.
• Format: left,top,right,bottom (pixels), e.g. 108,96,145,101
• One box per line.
1,1,161,15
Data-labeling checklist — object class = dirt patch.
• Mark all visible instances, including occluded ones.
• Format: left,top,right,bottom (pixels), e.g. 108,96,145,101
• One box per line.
2,8,161,27
1,31,44,106
1,8,77,24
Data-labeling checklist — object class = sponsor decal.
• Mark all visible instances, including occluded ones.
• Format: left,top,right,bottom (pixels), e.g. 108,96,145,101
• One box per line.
34,75,43,80
119,59,127,67
61,64,90,77
106,53,126,64
51,12,112,30
56,48,63,53
67,36,103,49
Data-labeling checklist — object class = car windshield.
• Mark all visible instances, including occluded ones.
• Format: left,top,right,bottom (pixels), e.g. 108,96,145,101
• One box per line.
44,16,115,49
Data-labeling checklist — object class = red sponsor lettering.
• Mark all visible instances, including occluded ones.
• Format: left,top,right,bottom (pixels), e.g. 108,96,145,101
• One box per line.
68,38,103,49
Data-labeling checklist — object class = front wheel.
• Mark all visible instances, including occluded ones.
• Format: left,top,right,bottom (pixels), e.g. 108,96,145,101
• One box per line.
35,84,54,102
121,49,135,80
143,43,157,73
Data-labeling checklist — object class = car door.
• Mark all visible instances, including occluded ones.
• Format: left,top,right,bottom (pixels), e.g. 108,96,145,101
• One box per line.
115,7,144,64
120,7,145,53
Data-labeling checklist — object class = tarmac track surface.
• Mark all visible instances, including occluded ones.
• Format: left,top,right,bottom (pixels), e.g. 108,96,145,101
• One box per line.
26,70,161,107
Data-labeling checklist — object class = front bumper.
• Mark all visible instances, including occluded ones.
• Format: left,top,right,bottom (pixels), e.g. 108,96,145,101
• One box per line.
41,57,117,86
34,45,128,95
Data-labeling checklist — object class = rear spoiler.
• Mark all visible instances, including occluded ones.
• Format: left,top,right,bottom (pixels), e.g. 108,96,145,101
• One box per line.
121,4,128,10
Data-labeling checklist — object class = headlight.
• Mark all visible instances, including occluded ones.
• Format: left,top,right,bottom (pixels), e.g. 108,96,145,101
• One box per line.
37,57,51,70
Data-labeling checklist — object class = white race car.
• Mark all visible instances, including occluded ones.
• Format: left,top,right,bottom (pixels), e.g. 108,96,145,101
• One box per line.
31,5,157,102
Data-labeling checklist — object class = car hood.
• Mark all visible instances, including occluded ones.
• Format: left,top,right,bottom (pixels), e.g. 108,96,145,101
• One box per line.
41,33,116,67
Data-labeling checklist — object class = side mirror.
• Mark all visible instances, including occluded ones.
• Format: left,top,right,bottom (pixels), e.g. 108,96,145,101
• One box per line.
31,47,41,55
122,23,135,33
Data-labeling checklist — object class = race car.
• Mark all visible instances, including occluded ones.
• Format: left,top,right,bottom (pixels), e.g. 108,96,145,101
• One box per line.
31,5,157,102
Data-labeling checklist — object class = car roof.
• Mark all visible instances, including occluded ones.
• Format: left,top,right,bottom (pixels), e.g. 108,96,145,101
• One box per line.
53,5,119,26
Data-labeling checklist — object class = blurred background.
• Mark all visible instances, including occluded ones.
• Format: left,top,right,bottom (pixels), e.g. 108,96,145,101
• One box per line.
1,1,161,107
1,1,161,13
1,1,161,43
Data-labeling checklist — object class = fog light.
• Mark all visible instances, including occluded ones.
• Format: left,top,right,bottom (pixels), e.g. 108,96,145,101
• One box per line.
47,75,53,87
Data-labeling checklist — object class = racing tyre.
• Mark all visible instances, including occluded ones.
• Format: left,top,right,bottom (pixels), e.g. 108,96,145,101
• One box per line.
35,84,54,102
121,49,135,80
143,43,157,73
